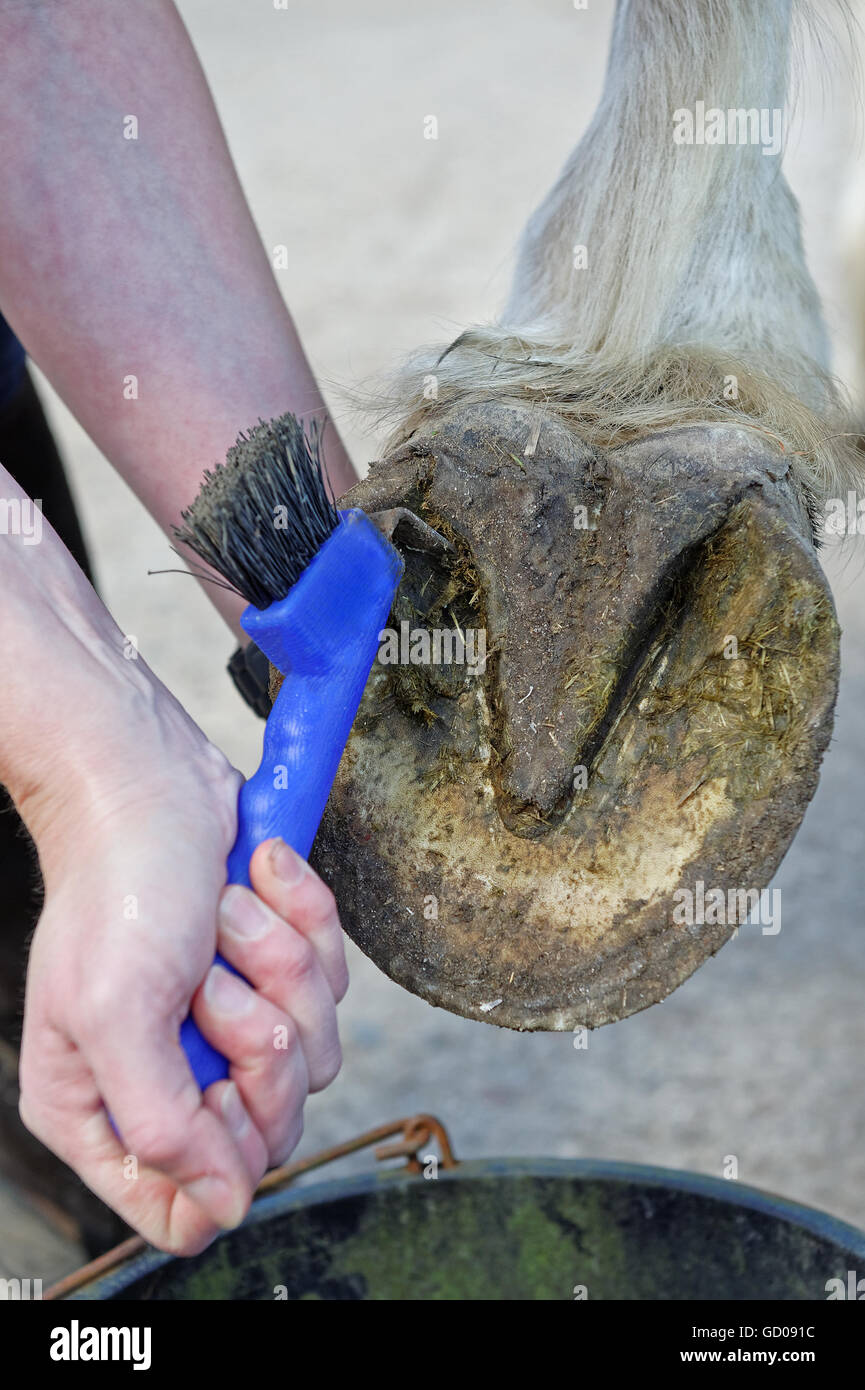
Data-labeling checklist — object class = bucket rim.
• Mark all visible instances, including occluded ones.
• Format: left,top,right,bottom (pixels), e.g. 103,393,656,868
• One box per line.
63,1155,865,1300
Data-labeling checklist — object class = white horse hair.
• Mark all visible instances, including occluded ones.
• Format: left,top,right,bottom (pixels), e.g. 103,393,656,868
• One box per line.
372,0,862,517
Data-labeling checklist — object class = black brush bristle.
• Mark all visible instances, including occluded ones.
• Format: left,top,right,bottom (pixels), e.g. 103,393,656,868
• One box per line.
174,414,341,610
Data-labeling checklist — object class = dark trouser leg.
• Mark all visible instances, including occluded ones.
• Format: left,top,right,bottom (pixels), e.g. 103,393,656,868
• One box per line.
0,364,128,1253
0,370,95,584
0,366,97,1046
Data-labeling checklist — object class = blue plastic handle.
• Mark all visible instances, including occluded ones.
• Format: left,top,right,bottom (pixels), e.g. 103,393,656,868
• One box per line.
179,509,403,1091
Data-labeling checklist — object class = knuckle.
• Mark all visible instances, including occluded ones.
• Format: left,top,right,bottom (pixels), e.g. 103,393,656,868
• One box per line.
76,975,150,1045
310,1041,342,1092
333,958,350,1003
269,1039,307,1099
283,935,317,986
119,1116,185,1172
287,1112,304,1154
270,1013,300,1058
75,982,119,1036
249,1071,301,1145
235,1018,309,1128
272,1113,303,1168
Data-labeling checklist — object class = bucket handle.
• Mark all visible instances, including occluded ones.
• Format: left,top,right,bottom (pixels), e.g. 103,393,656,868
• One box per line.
44,1113,458,1301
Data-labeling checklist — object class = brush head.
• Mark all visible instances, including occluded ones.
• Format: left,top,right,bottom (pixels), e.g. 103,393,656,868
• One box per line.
174,413,341,611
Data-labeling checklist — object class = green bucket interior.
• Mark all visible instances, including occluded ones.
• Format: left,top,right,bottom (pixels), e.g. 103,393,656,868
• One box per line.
68,1159,865,1301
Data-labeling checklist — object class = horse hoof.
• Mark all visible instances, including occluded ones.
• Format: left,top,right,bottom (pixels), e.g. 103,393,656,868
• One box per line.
301,402,838,1030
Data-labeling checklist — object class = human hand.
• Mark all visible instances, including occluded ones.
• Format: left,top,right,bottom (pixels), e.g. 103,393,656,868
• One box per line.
17,725,347,1257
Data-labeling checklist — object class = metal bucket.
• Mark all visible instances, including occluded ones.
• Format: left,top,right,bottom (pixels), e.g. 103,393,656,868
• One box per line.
51,1117,865,1302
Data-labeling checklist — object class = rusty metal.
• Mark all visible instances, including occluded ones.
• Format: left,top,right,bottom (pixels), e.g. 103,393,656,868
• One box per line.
43,1235,147,1303
372,1114,458,1174
256,1111,457,1192
43,1113,457,1301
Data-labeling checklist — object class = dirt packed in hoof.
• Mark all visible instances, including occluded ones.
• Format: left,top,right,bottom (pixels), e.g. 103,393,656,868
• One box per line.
297,402,839,1030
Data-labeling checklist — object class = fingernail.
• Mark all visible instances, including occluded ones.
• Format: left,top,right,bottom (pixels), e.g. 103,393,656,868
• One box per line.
219,884,271,940
185,1175,246,1229
220,1081,250,1140
269,838,308,886
204,963,253,1017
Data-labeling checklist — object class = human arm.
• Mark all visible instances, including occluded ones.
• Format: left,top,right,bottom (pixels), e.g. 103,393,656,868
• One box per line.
0,0,356,632
1,465,348,1254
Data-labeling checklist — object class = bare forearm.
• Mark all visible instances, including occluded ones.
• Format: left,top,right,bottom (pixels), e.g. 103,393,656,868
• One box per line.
0,0,355,628
0,463,228,868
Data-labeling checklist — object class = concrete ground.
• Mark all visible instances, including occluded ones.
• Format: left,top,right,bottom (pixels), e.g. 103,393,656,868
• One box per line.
2,0,864,1285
